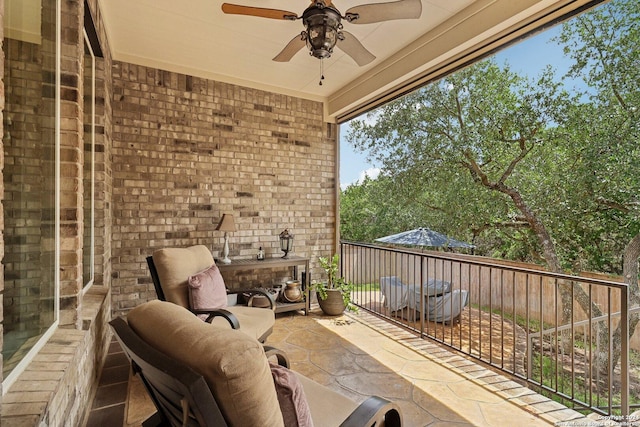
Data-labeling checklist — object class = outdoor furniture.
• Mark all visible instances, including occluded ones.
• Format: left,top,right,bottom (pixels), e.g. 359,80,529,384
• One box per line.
409,287,469,324
375,227,475,250
379,277,408,312
110,300,403,427
380,276,469,324
147,245,275,342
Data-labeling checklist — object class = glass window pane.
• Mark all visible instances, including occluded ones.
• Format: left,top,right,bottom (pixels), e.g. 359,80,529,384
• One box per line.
83,31,95,288
2,0,57,378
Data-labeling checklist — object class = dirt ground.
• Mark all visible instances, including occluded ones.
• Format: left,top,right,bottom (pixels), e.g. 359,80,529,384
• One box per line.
360,300,528,374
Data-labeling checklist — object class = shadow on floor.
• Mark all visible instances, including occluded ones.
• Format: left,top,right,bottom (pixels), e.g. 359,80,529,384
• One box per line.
84,306,561,426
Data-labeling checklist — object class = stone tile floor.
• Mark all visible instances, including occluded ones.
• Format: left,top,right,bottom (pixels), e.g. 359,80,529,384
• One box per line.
83,339,129,426
84,306,587,426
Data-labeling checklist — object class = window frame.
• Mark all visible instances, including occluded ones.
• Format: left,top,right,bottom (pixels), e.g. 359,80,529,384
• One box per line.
2,0,61,392
82,27,96,292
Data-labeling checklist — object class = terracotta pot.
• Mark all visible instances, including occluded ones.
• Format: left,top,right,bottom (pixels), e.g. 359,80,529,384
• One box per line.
317,289,346,316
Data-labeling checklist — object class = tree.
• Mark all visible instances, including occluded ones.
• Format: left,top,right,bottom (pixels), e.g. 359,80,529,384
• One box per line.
340,175,406,242
349,61,584,328
346,0,640,375
340,171,491,245
348,60,571,270
556,0,640,372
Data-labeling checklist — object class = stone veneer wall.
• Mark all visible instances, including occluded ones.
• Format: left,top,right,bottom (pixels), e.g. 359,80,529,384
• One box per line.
110,65,338,317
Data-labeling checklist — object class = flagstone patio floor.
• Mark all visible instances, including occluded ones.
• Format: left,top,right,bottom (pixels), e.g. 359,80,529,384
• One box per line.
85,306,588,426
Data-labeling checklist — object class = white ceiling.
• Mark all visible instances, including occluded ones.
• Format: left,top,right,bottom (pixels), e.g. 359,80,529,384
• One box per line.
98,0,598,121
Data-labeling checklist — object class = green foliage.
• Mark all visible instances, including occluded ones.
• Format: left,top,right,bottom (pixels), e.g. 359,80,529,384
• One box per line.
353,283,380,291
342,0,640,276
551,0,640,273
340,175,419,242
530,350,640,414
347,60,564,264
311,254,358,313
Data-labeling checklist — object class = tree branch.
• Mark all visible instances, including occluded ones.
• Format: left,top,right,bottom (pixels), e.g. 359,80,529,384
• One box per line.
498,129,538,185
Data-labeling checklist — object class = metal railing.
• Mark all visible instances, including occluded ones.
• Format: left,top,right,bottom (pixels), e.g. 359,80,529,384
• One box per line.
340,241,631,416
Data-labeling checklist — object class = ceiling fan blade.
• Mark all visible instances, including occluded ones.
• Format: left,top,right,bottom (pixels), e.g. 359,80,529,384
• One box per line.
338,31,375,66
345,0,422,25
273,35,306,62
221,3,298,20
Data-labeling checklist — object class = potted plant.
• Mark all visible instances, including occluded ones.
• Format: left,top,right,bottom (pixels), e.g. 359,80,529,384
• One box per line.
311,254,358,315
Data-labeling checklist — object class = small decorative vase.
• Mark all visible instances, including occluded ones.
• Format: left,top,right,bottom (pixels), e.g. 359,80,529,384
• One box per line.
283,280,303,302
317,289,346,316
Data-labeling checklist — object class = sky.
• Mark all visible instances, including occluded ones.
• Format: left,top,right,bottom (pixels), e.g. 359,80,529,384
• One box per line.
339,22,576,190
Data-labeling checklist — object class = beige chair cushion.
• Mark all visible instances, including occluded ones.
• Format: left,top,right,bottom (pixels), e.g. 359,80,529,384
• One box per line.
127,300,285,427
152,245,214,308
217,305,275,341
297,374,359,427
151,245,275,342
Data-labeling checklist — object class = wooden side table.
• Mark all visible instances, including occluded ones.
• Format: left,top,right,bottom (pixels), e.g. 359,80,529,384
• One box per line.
217,256,310,315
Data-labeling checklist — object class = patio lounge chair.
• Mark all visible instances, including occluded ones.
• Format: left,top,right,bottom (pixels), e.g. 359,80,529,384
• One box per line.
380,276,468,324
147,244,275,342
110,300,403,427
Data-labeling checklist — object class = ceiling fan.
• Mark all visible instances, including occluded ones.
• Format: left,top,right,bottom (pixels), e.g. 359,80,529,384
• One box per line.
221,0,422,67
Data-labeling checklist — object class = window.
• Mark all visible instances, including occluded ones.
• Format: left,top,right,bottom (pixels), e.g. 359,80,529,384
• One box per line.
2,0,59,386
83,29,95,289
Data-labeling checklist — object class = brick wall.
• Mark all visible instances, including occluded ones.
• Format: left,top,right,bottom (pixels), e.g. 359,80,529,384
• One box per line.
58,0,85,328
110,65,338,317
2,287,111,426
0,0,5,401
0,0,337,420
58,0,113,328
1,0,114,423
86,0,113,294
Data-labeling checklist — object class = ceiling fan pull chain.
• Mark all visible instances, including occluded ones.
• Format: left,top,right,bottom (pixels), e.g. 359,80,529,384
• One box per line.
319,58,325,86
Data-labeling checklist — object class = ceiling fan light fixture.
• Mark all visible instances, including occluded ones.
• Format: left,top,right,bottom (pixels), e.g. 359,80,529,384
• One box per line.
223,0,421,68
303,6,342,59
